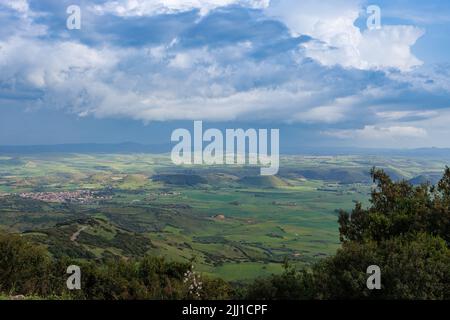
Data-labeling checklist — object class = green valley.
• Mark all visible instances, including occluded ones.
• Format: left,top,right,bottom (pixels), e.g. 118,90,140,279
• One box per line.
0,153,448,281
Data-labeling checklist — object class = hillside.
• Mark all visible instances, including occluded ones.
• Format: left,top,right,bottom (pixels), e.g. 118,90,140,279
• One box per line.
409,174,442,185
238,176,290,188
23,218,153,260
152,174,207,186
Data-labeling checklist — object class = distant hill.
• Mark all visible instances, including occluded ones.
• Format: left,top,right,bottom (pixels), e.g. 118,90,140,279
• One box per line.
409,174,442,185
238,176,290,188
119,174,149,189
152,174,207,186
282,146,450,158
279,167,405,184
290,168,371,184
2,143,450,158
0,142,171,154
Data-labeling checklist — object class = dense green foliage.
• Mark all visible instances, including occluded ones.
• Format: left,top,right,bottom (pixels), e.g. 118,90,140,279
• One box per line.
313,234,449,299
338,167,450,244
0,233,51,295
0,234,233,299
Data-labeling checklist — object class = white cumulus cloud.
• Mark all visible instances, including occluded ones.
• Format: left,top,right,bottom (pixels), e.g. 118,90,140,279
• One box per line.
266,0,424,71
92,0,269,16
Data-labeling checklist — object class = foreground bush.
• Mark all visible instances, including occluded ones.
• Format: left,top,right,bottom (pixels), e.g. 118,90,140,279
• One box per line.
314,234,450,299
0,233,51,296
0,234,233,299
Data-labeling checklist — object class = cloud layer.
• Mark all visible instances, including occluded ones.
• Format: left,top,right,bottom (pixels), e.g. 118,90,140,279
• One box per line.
92,0,270,16
0,0,450,147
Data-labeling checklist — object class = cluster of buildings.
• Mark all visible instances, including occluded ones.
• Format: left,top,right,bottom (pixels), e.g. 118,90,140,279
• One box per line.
17,190,111,204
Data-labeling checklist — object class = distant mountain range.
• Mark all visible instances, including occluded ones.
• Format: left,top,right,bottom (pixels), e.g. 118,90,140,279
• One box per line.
1,142,450,158
282,146,450,157
0,143,171,154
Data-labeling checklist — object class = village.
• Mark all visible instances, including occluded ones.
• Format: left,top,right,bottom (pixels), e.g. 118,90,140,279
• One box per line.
17,190,111,204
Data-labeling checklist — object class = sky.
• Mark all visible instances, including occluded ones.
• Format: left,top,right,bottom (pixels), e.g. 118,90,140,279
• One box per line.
0,0,450,149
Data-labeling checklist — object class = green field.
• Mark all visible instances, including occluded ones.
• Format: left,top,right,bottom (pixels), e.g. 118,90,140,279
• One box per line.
0,153,447,281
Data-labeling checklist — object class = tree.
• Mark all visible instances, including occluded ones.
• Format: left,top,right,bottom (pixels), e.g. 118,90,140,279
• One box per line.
339,167,450,244
0,233,51,296
245,262,315,300
314,234,450,299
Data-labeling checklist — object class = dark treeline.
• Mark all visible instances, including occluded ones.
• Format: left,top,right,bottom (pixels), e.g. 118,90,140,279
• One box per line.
1,168,449,300
0,234,233,299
